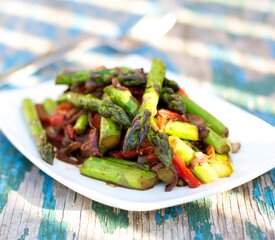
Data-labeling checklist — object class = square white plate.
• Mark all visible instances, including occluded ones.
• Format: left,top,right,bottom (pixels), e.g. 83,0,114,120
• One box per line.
0,56,275,211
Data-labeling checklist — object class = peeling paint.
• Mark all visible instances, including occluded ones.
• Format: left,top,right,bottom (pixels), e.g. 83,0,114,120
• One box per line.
155,205,183,225
252,179,274,222
0,132,31,213
91,201,129,234
17,227,29,240
37,172,67,240
186,198,219,240
245,221,267,240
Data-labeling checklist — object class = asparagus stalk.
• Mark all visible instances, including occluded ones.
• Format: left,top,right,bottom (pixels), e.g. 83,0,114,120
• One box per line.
73,113,89,135
203,128,230,154
123,59,173,167
209,154,234,178
104,85,140,118
22,98,55,164
98,94,121,153
163,79,180,92
169,136,218,183
80,157,158,190
160,92,186,114
147,128,173,167
181,95,229,137
99,116,121,153
123,59,167,150
42,98,57,115
58,92,131,127
55,68,146,86
160,83,185,114
105,157,149,171
205,144,233,177
157,167,176,184
56,69,116,85
164,121,199,141
117,68,147,87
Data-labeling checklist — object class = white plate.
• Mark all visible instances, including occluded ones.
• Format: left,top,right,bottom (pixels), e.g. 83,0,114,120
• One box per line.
0,56,275,211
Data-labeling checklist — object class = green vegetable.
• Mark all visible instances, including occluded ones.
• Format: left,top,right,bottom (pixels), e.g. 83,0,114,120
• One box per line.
203,128,231,154
157,167,176,184
169,136,218,183
22,98,55,164
58,92,131,127
80,157,158,190
209,154,234,178
42,98,57,115
73,113,89,135
98,94,122,153
104,85,140,118
164,121,199,141
123,59,173,167
55,68,146,87
182,95,229,137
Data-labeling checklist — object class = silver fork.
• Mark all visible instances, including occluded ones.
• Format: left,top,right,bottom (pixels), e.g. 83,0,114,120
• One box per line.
0,10,176,88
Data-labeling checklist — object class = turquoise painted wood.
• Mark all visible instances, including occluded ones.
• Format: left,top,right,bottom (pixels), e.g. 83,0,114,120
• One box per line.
0,0,274,239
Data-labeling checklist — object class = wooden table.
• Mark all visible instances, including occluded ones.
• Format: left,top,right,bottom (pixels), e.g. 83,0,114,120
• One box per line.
0,0,274,239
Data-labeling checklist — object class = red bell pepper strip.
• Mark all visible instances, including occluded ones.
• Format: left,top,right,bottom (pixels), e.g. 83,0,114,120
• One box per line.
173,153,201,188
50,114,64,127
157,109,188,122
55,103,74,115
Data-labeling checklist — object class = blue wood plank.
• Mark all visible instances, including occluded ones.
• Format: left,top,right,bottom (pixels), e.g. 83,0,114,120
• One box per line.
91,202,129,234
186,199,222,240
155,205,183,225
0,132,32,213
37,172,68,240
245,221,267,240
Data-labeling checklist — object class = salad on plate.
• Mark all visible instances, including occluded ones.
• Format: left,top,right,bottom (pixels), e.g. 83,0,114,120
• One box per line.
22,59,240,192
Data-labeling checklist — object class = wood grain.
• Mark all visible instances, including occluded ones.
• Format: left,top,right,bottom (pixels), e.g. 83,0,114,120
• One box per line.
0,163,273,240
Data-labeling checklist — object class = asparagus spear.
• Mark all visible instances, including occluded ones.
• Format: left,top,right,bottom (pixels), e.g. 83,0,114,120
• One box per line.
160,83,185,114
104,85,140,118
163,79,180,92
22,98,55,164
123,59,165,149
147,128,173,167
203,127,230,154
181,95,229,137
42,98,57,115
105,157,149,170
58,92,131,127
160,92,186,114
169,136,218,183
123,59,173,166
98,94,121,153
80,157,158,190
157,167,176,184
117,68,147,87
56,69,116,85
56,68,146,87
205,145,234,177
209,154,234,177
99,116,121,153
164,121,199,141
73,113,89,135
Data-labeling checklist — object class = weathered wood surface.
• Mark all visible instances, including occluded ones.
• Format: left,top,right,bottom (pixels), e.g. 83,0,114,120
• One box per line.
0,147,274,240
0,0,274,239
